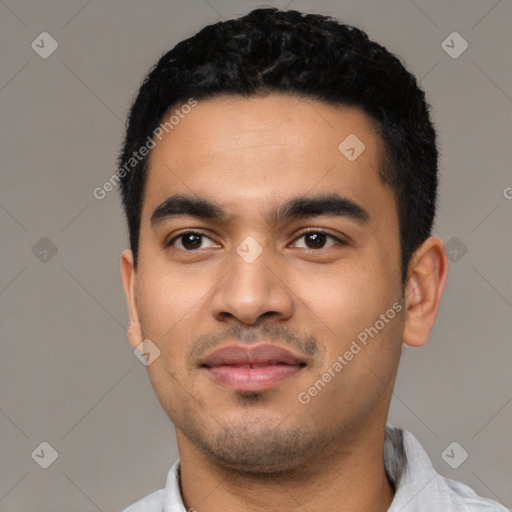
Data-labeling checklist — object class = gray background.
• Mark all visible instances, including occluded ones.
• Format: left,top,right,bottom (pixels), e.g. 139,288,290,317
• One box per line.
1,0,511,510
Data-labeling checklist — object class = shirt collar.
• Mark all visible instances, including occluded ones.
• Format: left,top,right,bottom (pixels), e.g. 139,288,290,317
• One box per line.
384,424,440,511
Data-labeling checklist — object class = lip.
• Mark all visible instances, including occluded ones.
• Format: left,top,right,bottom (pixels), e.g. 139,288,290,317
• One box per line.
200,342,307,392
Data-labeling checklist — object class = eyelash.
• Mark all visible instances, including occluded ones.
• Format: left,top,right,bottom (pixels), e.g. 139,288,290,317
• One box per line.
166,229,346,251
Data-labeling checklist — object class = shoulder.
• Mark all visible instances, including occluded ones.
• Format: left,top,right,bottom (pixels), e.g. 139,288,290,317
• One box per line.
387,425,508,511
441,476,509,511
120,488,165,512
120,460,183,512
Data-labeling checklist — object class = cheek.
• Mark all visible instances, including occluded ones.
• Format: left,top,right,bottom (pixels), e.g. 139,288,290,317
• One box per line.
136,266,206,348
303,259,378,317
301,258,400,356
302,283,404,412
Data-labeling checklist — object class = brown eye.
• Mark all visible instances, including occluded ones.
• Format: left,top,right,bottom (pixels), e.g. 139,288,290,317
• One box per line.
168,231,218,251
291,230,343,250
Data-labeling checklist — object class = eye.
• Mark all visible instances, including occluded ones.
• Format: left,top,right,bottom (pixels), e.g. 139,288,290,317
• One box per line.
167,231,219,251
167,229,346,252
290,230,345,250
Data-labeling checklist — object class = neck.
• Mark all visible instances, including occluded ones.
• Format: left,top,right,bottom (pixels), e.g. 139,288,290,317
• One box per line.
176,425,395,512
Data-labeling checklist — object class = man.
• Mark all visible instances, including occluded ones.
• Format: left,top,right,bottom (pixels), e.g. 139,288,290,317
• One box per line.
118,7,507,512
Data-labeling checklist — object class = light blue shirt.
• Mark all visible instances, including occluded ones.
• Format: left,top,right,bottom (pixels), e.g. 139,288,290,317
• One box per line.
122,424,508,511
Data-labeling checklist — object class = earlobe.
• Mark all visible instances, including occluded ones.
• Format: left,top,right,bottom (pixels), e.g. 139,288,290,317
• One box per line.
402,237,449,348
121,249,144,349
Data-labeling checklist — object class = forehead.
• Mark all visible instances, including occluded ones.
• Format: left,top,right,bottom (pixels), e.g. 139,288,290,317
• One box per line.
142,94,395,226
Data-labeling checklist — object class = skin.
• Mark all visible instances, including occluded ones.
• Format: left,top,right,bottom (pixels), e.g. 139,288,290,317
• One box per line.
121,93,449,512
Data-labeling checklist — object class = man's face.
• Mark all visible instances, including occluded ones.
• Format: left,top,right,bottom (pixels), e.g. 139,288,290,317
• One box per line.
124,94,405,472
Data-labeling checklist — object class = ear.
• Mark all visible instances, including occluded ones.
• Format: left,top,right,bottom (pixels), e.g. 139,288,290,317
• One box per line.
403,237,449,348
121,249,144,349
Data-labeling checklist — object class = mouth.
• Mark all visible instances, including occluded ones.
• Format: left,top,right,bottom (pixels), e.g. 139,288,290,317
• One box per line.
200,343,307,392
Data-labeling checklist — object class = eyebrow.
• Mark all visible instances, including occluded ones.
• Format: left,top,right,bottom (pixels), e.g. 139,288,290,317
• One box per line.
150,193,369,227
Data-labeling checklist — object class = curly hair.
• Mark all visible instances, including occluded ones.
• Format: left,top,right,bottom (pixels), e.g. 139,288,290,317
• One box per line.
118,7,438,285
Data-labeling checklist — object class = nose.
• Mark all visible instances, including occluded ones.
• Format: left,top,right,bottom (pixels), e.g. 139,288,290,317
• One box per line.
209,242,294,326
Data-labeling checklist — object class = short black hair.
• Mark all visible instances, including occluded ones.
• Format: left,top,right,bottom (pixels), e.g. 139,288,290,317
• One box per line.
118,7,438,285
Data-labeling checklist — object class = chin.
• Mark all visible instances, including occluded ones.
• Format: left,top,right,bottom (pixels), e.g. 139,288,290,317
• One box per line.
194,421,318,474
